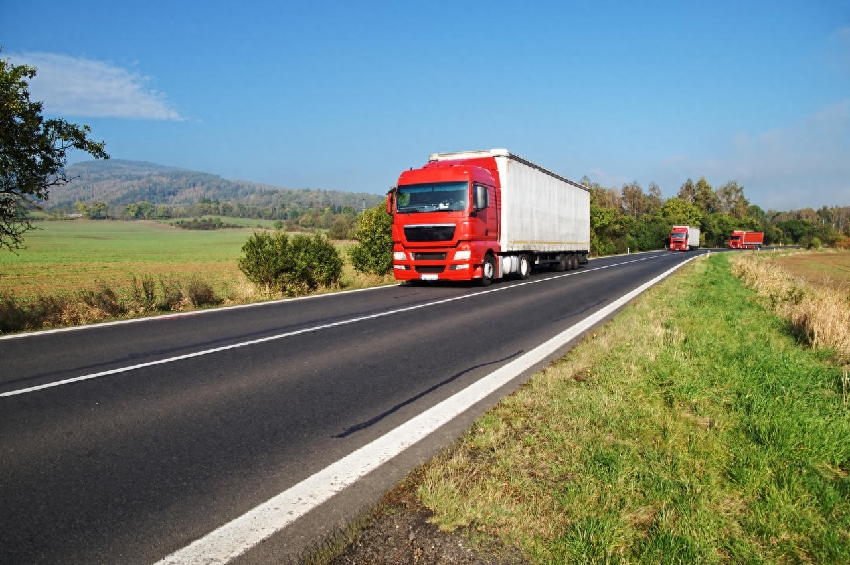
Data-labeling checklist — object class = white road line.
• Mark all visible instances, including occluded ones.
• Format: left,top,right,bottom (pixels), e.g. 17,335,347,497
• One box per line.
0,285,393,342
153,254,697,565
1,254,667,398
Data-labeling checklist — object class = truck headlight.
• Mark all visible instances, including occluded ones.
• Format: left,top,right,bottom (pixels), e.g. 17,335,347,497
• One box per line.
454,250,471,260
393,251,407,261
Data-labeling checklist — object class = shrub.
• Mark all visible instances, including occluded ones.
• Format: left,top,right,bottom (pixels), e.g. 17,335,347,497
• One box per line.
131,275,157,311
238,231,286,289
158,277,184,310
80,283,123,317
350,203,392,275
327,216,356,240
185,277,220,307
238,231,343,296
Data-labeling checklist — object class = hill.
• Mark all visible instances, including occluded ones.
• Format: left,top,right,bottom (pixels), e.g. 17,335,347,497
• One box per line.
46,160,384,212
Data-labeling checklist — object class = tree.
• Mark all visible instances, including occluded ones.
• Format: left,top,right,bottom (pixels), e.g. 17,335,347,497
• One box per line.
1,50,108,250
350,202,393,275
693,177,718,215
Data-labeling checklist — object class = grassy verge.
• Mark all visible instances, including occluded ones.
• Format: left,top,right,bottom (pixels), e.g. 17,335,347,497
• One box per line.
418,253,850,564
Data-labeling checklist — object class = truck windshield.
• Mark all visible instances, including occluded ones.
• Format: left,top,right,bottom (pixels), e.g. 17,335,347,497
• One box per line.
671,234,685,239
396,181,469,213
730,236,741,240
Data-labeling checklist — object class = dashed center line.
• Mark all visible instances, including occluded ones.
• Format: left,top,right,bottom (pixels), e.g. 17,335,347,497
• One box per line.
1,254,664,398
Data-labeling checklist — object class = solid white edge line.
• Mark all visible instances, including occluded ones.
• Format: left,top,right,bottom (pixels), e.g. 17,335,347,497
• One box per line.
153,254,699,565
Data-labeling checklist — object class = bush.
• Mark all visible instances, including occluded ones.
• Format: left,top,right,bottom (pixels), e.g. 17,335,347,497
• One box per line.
80,283,123,317
238,231,343,296
350,204,392,275
185,277,220,307
131,275,157,311
327,215,356,240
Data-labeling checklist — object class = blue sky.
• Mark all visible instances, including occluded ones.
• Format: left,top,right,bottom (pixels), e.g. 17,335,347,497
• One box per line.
2,0,848,211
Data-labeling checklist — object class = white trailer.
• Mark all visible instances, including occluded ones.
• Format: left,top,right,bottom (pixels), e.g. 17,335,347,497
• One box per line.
428,149,590,274
687,226,700,250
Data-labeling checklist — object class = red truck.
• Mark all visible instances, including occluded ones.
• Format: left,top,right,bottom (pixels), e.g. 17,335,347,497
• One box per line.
388,149,590,285
728,230,764,249
669,225,700,251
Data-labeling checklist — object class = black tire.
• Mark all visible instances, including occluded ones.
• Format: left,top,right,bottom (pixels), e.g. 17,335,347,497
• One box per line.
478,253,495,287
554,253,567,272
517,254,530,280
569,253,577,270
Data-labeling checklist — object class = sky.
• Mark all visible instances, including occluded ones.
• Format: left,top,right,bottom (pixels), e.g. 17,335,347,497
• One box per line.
2,0,849,211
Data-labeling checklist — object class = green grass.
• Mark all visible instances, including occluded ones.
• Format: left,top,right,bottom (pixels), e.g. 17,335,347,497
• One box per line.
0,219,252,298
419,253,850,564
0,219,393,333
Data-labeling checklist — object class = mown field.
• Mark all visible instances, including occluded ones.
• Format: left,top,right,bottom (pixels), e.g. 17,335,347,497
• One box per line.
0,219,385,333
771,250,850,291
332,251,850,564
0,219,372,299
0,220,250,299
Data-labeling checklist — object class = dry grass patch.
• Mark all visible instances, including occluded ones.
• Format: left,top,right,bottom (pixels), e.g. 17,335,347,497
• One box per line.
731,250,850,363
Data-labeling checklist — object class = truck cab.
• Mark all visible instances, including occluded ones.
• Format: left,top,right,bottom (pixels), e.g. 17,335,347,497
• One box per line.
389,158,501,284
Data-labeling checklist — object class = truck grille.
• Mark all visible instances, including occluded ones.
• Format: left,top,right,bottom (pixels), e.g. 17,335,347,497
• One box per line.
404,224,456,242
412,252,447,261
415,266,445,274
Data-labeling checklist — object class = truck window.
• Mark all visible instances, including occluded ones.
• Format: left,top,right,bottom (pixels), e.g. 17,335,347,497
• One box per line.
396,181,469,213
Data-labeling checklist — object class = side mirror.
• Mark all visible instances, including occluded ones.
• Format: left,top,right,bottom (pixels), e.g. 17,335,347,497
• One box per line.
386,191,394,214
474,185,488,211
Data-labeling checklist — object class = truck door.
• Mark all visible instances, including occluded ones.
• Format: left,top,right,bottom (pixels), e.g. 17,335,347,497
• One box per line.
473,183,497,240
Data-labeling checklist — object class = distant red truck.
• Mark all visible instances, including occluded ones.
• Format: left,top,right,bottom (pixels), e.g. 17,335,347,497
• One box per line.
728,230,764,249
669,225,700,251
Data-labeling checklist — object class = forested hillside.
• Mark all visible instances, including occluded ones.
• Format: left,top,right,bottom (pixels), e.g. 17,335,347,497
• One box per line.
46,160,385,224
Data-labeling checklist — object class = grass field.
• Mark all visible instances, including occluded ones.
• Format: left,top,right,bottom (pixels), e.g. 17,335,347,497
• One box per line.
771,249,850,291
0,220,250,299
414,253,850,564
0,219,389,332
0,219,371,299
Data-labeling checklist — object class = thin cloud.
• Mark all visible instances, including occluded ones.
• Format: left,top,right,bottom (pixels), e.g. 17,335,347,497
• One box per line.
659,99,850,209
586,168,630,188
11,52,183,120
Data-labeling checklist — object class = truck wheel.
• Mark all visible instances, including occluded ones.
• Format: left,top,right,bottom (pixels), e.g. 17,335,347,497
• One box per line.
518,255,530,280
478,254,495,287
554,253,567,272
569,253,578,270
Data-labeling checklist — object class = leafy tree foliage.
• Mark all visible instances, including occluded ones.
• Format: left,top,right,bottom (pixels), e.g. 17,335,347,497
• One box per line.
238,231,342,296
1,50,108,250
582,169,850,254
350,202,392,275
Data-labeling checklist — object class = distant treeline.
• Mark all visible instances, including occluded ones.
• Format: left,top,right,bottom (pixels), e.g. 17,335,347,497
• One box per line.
582,176,849,252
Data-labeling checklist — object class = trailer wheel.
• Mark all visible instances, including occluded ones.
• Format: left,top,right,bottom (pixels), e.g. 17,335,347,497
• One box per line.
569,253,578,270
517,255,530,280
554,253,567,272
478,253,495,287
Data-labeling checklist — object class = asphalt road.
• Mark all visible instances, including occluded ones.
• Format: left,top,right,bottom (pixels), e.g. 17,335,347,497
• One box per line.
0,250,713,564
